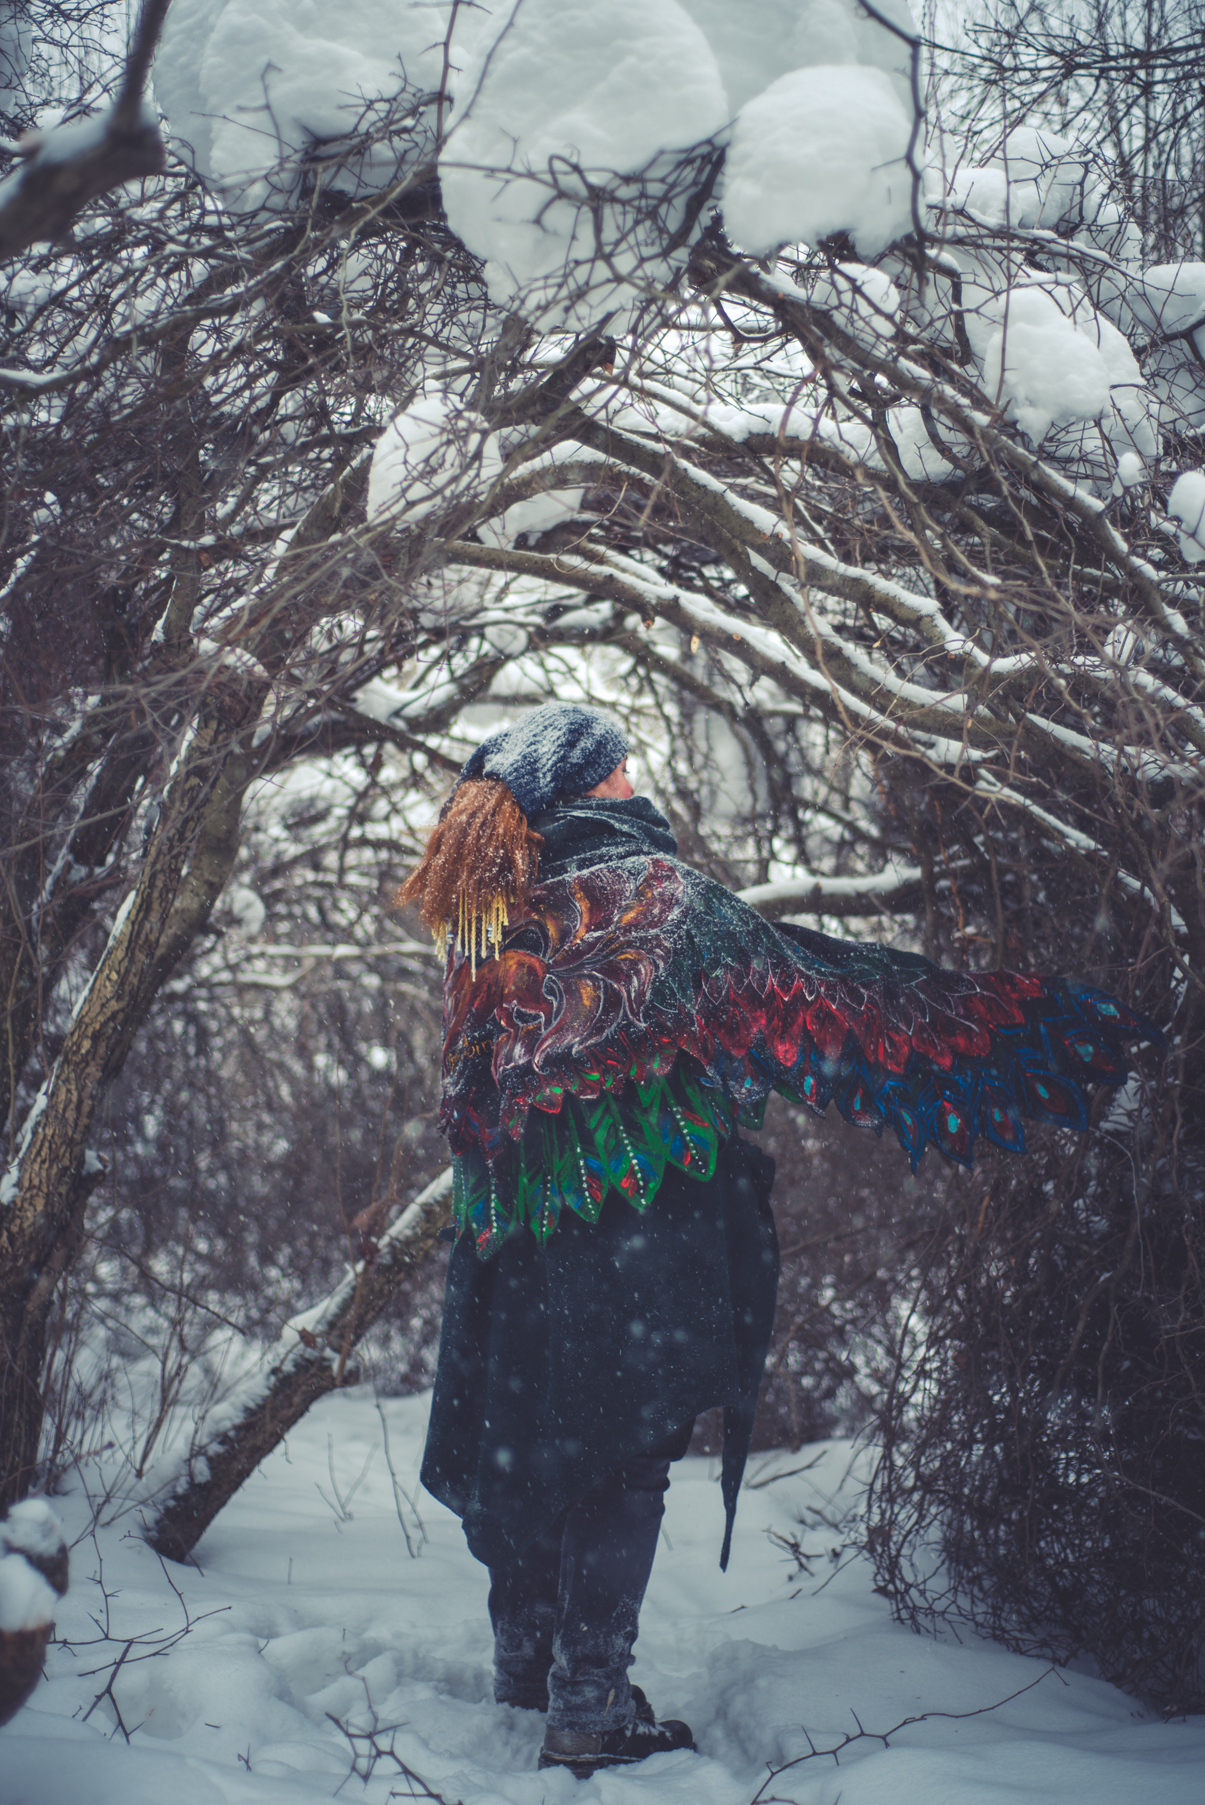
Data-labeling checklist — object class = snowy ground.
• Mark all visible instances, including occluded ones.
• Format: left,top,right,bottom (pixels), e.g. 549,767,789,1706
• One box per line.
3,1390,1203,1804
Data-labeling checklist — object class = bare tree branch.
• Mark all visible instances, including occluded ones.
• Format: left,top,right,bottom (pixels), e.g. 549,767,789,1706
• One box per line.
0,1,170,260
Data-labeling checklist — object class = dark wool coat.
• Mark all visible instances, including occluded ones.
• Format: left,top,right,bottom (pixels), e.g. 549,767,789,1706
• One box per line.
421,1134,778,1570
420,800,781,1570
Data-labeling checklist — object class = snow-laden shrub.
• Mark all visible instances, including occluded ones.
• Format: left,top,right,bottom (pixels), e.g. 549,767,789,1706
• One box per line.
152,0,1205,497
155,0,915,324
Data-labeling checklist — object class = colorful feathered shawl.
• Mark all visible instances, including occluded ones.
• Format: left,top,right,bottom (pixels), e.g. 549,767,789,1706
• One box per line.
439,821,1159,1259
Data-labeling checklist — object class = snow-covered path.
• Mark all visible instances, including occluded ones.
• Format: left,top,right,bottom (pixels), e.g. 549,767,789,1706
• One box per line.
3,1391,1202,1803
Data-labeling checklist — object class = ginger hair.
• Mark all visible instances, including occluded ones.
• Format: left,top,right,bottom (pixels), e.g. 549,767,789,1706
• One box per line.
394,778,542,970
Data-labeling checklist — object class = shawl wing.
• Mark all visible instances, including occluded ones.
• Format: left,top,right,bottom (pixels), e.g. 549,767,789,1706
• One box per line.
440,855,1158,1175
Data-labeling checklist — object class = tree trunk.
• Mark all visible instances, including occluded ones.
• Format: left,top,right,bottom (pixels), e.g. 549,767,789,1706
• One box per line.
144,1165,453,1565
0,1160,107,1504
0,695,260,1507
1,436,379,1509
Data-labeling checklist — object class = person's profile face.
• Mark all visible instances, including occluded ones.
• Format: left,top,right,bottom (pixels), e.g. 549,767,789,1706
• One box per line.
585,759,635,800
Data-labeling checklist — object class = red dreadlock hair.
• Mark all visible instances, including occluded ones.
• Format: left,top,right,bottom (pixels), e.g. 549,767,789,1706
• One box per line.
394,778,543,971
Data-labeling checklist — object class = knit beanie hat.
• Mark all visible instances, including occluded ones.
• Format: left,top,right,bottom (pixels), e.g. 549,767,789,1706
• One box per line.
458,703,628,817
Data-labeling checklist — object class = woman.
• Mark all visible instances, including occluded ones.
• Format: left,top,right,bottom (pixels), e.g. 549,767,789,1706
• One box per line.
399,702,1155,1778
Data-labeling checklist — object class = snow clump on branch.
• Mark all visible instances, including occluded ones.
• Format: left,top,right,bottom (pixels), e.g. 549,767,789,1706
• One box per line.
366,397,503,527
367,396,591,545
0,1500,66,1633
1167,472,1205,565
153,0,456,212
439,0,728,326
982,286,1118,446
722,65,914,258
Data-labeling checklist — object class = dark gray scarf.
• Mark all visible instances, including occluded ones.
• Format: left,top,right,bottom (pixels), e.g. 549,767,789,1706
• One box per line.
530,796,678,879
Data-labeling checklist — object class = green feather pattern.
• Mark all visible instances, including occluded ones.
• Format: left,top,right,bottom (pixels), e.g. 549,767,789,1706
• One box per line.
452,1061,744,1258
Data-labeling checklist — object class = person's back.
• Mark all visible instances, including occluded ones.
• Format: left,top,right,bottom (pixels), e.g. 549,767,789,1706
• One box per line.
396,701,1156,1778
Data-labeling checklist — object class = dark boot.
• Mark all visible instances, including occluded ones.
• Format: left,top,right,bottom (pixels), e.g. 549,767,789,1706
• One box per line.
539,1708,696,1778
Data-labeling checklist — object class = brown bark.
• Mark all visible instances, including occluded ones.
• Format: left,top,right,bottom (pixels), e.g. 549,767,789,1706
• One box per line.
0,686,262,1506
144,1166,452,1565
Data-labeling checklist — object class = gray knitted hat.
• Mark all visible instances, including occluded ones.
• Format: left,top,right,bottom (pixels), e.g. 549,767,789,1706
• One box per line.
458,703,628,818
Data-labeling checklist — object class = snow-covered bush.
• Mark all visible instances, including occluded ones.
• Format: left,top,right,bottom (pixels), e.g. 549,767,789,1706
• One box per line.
151,0,1205,492
155,0,916,324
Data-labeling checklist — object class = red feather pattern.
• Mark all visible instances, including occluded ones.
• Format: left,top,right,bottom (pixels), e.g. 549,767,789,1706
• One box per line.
439,856,1160,1203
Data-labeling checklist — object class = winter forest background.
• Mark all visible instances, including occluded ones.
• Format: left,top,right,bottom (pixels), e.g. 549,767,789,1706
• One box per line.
1,0,1204,1760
